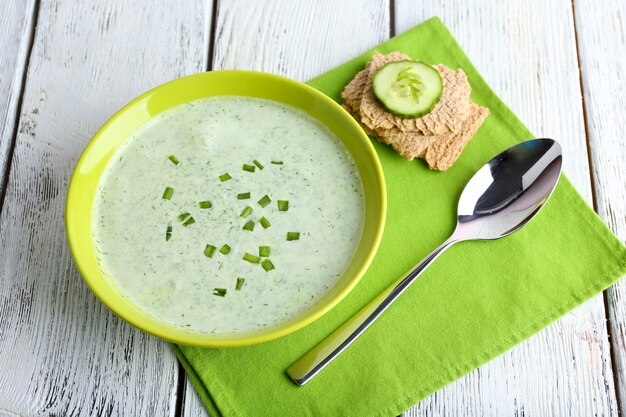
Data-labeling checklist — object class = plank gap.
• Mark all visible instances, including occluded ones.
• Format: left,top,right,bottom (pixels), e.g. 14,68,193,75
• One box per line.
389,0,396,37
569,0,598,213
205,0,219,71
174,361,187,417
570,0,623,413
603,290,624,416
0,0,40,216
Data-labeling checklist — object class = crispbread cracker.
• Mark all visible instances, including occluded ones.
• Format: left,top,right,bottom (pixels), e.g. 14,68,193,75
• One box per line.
339,52,489,171
341,53,410,116
341,69,369,112
424,104,490,170
359,54,473,135
343,102,449,163
358,52,410,131
378,128,441,159
342,103,378,138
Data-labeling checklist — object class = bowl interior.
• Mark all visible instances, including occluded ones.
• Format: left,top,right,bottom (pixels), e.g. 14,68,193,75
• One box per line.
66,70,386,347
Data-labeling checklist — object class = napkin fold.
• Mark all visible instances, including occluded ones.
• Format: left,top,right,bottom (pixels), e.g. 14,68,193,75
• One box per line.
173,17,626,416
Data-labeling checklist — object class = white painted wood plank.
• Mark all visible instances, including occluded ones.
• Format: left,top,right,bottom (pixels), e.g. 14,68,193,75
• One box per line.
182,0,389,414
211,0,389,81
0,0,36,196
574,0,626,411
183,386,209,417
0,0,208,415
394,1,618,416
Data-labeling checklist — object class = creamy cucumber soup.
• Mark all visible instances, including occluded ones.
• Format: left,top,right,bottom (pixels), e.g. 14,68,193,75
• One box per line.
92,96,365,334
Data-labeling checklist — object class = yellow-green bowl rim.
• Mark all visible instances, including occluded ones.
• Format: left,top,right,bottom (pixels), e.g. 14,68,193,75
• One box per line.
66,70,387,347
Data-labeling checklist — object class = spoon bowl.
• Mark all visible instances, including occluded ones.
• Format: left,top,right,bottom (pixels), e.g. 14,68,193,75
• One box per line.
455,138,562,240
288,138,563,386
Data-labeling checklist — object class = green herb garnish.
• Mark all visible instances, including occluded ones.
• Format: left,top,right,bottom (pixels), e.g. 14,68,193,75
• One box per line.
396,67,424,103
219,173,232,182
219,244,231,255
287,231,300,241
204,244,217,258
178,212,191,221
258,195,271,208
240,206,253,218
242,164,256,172
243,220,255,231
165,225,172,241
198,200,213,209
261,259,275,272
277,200,289,211
243,252,260,263
168,155,180,165
259,217,271,229
213,288,227,297
253,160,264,170
162,187,174,200
237,192,251,200
182,217,195,227
259,246,270,257
271,161,283,165
235,277,245,290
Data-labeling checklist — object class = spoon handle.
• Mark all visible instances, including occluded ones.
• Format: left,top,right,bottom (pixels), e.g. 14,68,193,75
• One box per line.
287,236,459,386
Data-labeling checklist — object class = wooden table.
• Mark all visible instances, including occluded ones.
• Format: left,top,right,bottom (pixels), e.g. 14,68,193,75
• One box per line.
1,1,624,415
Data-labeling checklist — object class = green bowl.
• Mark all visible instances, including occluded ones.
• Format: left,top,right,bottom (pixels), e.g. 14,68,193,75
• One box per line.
66,70,386,347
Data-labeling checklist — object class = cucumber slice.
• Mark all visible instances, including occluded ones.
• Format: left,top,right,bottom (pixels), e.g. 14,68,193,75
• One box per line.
372,60,443,118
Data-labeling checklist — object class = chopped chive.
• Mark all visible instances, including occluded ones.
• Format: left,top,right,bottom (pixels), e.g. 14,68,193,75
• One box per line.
204,244,217,258
287,231,300,241
162,187,174,200
242,164,256,172
235,277,245,291
219,244,231,255
243,220,255,231
277,200,289,211
259,217,271,229
259,246,270,257
182,217,195,227
271,161,283,165
219,173,232,182
253,160,264,170
243,252,260,263
168,155,180,165
237,192,251,200
257,195,271,208
212,288,227,297
166,225,172,241
178,212,191,222
240,206,253,218
261,259,275,272
198,201,213,209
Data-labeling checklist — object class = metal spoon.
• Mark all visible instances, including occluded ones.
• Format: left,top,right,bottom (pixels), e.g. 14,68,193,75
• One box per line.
287,138,563,386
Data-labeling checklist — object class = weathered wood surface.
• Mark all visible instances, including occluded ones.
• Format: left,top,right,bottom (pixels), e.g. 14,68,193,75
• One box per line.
0,0,208,415
574,0,626,411
0,0,624,416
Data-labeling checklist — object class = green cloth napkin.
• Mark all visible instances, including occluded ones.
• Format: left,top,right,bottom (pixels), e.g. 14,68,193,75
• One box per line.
173,17,626,416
